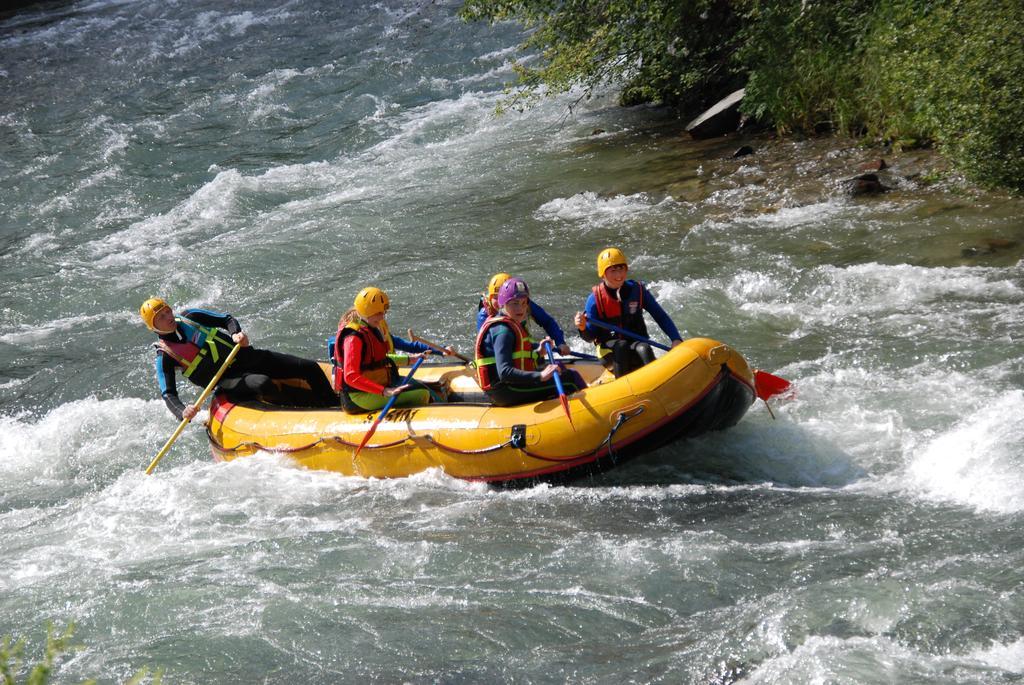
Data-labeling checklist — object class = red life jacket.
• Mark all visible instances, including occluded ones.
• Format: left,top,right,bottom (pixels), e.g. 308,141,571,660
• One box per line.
474,315,537,391
591,280,648,340
332,319,396,392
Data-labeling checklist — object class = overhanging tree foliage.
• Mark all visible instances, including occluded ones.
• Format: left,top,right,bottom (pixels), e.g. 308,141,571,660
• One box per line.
461,0,1024,191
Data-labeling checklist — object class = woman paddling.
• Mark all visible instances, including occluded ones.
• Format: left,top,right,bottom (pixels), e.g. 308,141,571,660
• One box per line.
475,272,571,356
475,277,586,407
334,287,453,413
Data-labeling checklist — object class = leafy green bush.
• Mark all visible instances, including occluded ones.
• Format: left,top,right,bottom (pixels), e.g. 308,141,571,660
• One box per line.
460,0,1024,190
1,623,83,685
865,0,1024,189
737,0,876,134
458,0,744,115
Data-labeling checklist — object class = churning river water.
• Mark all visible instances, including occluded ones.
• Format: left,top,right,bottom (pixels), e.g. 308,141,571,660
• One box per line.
2,1,1024,683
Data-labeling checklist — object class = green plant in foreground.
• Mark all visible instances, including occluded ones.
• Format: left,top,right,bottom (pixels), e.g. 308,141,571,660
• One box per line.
1,623,161,685
1,622,83,685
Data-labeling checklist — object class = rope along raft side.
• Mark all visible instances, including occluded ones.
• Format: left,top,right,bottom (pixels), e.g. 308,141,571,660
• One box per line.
206,338,757,485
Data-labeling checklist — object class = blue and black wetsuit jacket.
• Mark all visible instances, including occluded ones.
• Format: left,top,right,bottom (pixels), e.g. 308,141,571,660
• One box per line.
475,298,567,347
154,308,240,420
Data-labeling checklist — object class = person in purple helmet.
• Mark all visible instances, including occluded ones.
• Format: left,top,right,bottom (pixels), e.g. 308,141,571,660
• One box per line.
473,277,587,407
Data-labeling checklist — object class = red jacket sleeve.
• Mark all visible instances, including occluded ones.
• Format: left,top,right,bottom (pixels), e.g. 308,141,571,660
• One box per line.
343,334,386,395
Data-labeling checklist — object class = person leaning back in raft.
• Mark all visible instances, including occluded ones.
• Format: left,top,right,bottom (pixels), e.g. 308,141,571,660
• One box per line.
333,286,455,414
475,277,587,407
476,272,571,356
574,247,683,378
140,298,338,421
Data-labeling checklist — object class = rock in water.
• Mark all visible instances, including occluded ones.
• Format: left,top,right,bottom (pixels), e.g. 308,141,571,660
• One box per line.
843,173,891,196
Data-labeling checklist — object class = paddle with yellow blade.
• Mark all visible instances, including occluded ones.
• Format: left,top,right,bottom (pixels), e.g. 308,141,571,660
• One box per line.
145,342,243,475
353,355,427,459
542,340,575,431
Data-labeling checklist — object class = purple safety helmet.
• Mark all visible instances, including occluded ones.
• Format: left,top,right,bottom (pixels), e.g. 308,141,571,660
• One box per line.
497,277,530,308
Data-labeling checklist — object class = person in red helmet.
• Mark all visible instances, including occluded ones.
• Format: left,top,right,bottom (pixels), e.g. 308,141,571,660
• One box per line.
474,277,586,407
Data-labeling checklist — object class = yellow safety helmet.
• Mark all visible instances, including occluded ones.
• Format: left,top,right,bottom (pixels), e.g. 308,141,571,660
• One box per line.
139,297,171,332
487,272,511,298
354,286,390,319
597,247,628,277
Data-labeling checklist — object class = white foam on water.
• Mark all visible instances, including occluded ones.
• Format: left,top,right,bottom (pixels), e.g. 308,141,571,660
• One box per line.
534,191,678,230
689,197,877,236
0,397,161,477
238,66,332,123
0,13,119,49
12,231,61,256
2,452,372,588
739,634,926,684
720,261,1023,342
750,200,898,230
476,45,520,63
81,168,257,267
907,390,1024,514
0,310,135,345
968,637,1024,674
680,413,868,487
455,61,517,85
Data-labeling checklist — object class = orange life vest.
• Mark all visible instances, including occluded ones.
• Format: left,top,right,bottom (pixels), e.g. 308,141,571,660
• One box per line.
473,315,537,391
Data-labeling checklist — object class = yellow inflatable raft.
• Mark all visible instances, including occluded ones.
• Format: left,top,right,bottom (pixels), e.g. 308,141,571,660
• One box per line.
207,338,756,486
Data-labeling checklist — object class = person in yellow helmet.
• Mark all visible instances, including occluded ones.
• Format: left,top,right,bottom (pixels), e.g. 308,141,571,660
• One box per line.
475,278,587,407
573,248,683,377
475,272,571,355
140,298,337,421
332,286,454,413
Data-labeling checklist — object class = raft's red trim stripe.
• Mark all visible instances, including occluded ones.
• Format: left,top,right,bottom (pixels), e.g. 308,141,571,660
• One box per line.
465,369,747,483
211,396,236,424
208,370,754,483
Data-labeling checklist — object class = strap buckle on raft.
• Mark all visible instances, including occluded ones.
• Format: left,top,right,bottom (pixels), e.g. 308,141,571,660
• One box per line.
510,424,527,449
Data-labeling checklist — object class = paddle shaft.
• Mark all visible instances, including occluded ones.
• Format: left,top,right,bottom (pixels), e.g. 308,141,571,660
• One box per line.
407,329,471,363
542,342,567,398
585,318,672,351
146,342,243,475
542,341,575,430
354,355,426,457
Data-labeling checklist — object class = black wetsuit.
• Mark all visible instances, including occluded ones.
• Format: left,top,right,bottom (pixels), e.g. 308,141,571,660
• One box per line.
154,308,337,419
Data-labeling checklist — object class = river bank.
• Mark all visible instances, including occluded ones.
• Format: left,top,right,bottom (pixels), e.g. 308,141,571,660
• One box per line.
567,117,1024,269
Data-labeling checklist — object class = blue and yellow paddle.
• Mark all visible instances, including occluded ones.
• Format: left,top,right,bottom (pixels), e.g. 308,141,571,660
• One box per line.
586,317,672,351
353,355,426,458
